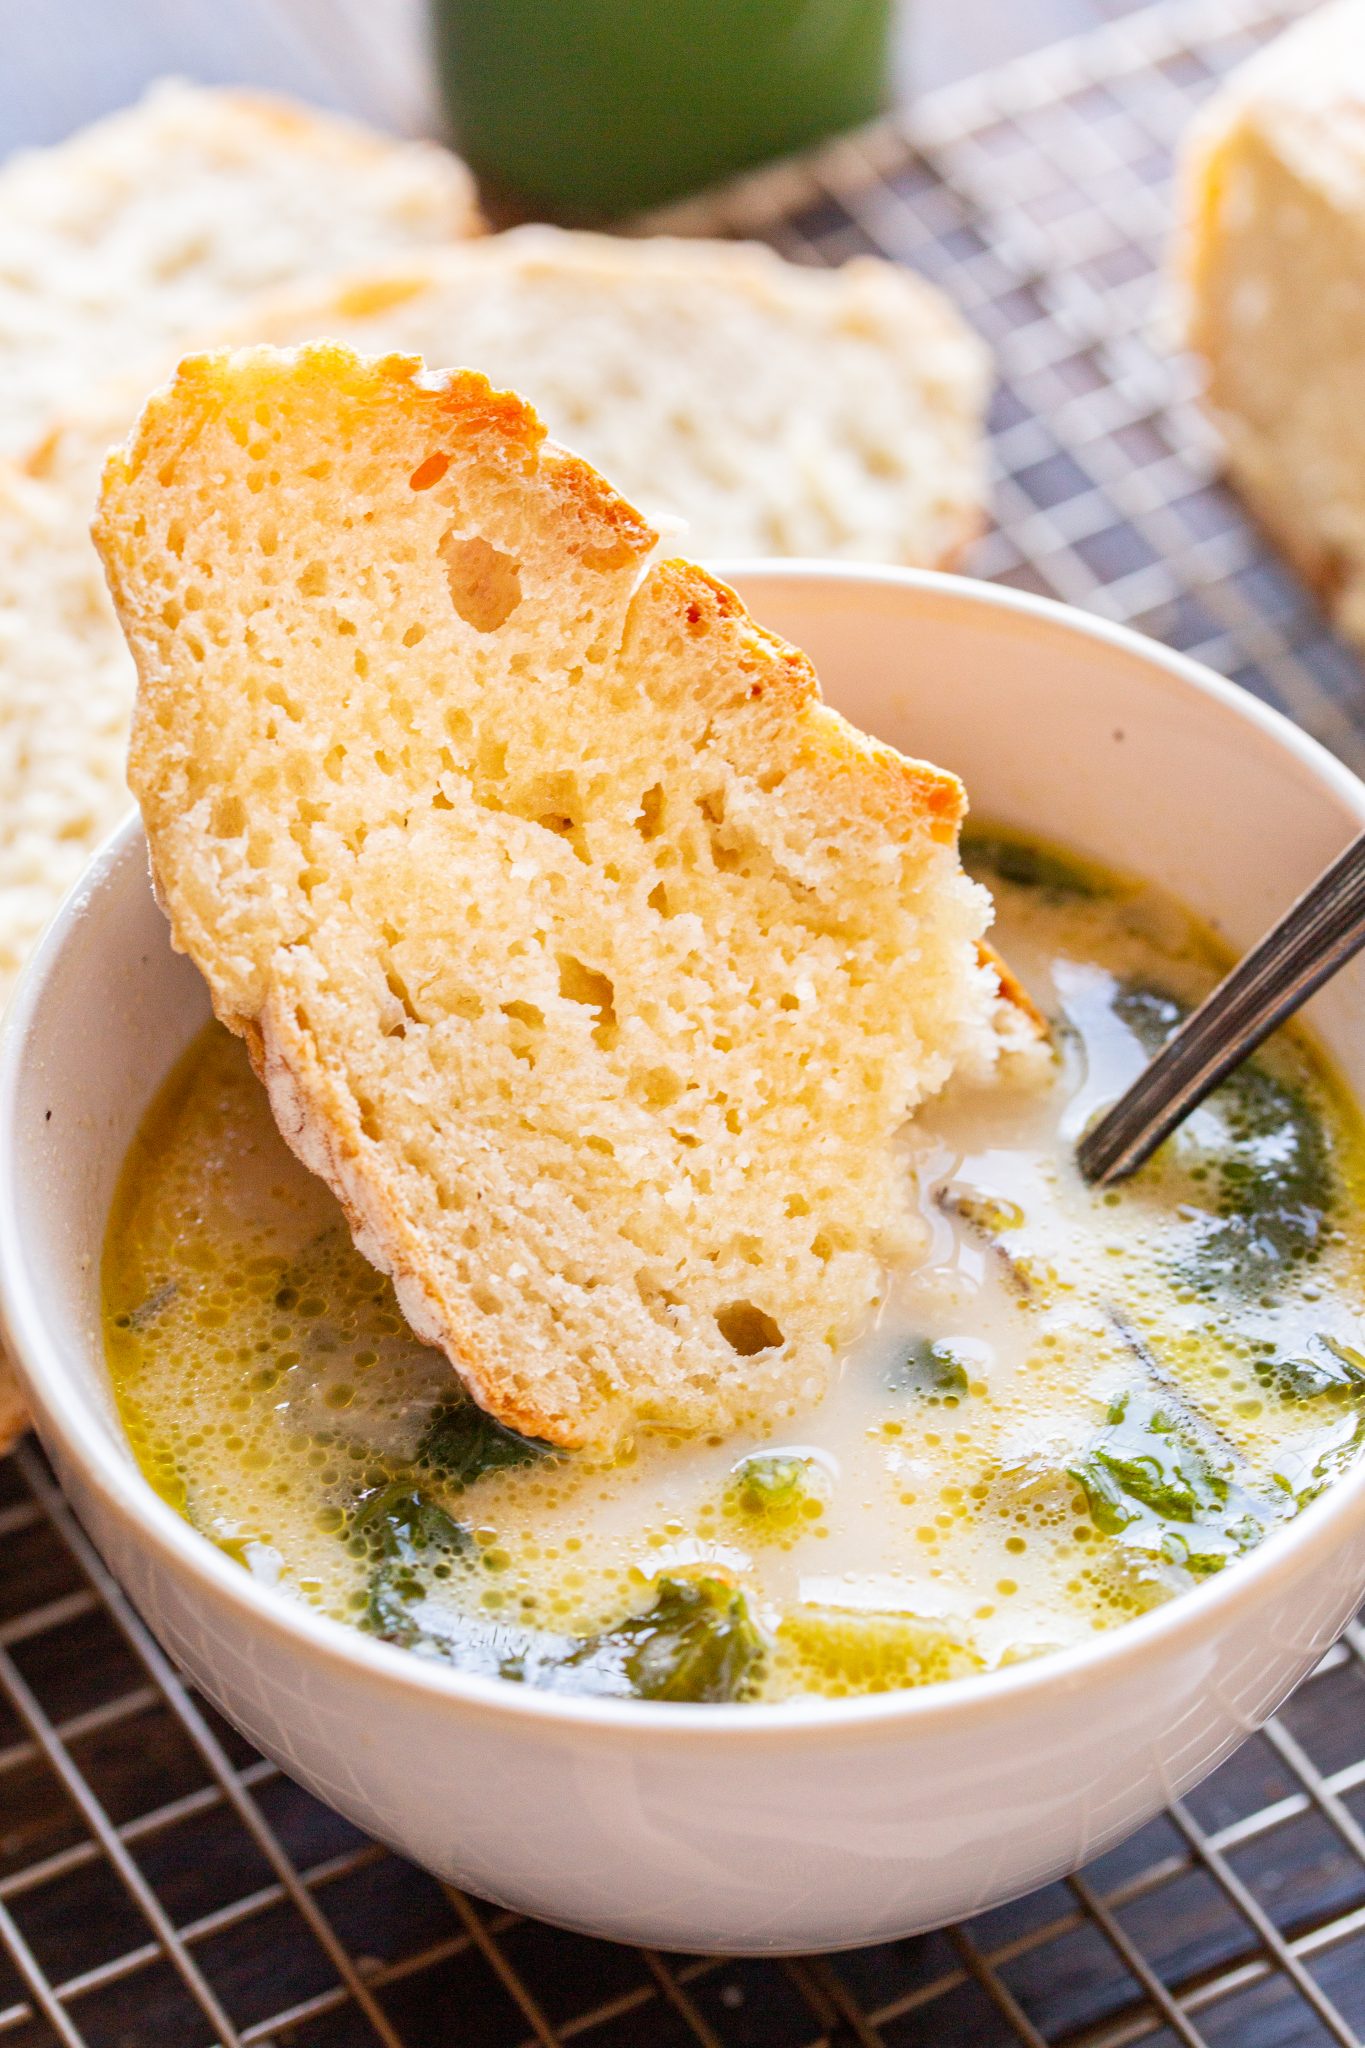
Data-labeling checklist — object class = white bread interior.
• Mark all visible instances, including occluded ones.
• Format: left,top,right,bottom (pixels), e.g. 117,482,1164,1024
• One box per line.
0,79,481,460
45,225,987,571
97,345,1013,1449
1181,0,1365,645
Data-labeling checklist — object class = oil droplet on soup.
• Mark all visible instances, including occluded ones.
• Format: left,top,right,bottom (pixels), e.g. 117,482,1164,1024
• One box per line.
103,831,1365,1704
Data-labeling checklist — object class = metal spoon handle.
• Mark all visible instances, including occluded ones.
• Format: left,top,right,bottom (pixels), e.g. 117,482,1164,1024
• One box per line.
1077,828,1365,1187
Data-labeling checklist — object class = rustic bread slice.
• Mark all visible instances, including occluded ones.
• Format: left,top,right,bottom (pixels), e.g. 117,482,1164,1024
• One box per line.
0,79,481,459
43,225,987,570
96,343,1007,1450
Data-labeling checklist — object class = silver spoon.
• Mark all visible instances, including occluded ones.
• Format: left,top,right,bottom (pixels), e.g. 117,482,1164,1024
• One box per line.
1077,828,1365,1187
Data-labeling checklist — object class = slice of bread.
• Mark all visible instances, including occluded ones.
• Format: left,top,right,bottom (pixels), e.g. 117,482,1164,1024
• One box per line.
47,225,987,570
1181,1,1365,645
0,79,481,459
96,343,1008,1450
0,465,135,995
0,463,137,1451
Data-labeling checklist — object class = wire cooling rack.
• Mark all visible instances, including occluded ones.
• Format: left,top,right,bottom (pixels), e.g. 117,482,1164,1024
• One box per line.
7,0,1365,2042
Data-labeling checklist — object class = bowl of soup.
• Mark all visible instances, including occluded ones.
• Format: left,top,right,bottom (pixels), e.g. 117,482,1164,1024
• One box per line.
4,563,1365,1954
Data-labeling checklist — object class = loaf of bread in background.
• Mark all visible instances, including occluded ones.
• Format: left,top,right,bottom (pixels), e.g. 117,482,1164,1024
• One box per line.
96,343,1012,1450
1181,0,1365,647
0,79,481,459
38,226,989,569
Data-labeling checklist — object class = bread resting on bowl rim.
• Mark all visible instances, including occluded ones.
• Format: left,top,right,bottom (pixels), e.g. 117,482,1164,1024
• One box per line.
95,342,1023,1452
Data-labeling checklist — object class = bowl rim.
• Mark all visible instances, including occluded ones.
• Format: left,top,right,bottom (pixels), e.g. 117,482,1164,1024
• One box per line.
5,558,1365,1743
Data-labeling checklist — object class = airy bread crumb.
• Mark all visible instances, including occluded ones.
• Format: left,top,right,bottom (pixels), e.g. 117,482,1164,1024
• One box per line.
0,79,481,458
97,344,1010,1450
1181,0,1365,645
39,225,987,571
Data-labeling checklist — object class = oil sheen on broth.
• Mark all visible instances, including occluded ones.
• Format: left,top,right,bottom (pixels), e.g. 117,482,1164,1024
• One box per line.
104,834,1365,1704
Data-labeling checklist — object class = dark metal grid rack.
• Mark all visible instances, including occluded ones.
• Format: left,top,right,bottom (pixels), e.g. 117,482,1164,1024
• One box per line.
5,0,1365,2041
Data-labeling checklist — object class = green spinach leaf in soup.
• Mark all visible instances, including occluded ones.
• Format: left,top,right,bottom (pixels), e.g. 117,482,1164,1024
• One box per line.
888,1338,970,1402
351,1480,473,1646
417,1395,557,1488
1282,1410,1365,1511
725,1453,825,1534
1068,1389,1270,1578
559,1575,765,1703
1111,983,1185,1055
1113,980,1336,1299
1257,1333,1365,1404
962,831,1102,899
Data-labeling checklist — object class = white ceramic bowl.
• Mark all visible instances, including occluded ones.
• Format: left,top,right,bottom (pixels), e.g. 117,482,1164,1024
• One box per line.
4,564,1365,1956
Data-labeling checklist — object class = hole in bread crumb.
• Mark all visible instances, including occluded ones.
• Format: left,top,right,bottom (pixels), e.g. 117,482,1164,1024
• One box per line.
402,623,426,647
647,882,671,917
471,1284,501,1315
210,794,245,839
440,532,522,633
635,1066,682,1109
636,784,665,840
501,1000,544,1066
385,968,419,1026
557,956,617,1050
410,452,450,491
786,1192,810,1218
716,1302,784,1355
502,1000,544,1030
298,561,328,598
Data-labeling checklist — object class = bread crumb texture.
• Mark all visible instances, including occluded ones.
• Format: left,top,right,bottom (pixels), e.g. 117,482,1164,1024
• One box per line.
40,225,987,572
0,79,481,459
0,463,134,989
97,344,1000,1449
1181,0,1365,644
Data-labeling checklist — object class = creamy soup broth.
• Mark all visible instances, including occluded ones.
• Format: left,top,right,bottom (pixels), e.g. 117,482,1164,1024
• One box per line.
104,834,1365,1703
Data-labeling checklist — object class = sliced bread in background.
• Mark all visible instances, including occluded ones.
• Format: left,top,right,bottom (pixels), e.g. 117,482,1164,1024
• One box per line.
97,344,1009,1450
0,462,136,1447
0,465,133,989
1181,0,1365,647
0,81,483,1447
0,79,482,458
37,226,990,568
